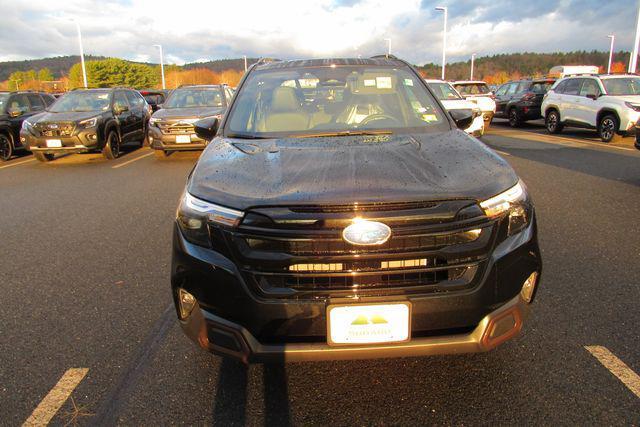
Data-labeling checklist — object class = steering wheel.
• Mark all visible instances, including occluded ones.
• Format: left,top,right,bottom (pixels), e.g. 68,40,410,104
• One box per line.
359,114,400,127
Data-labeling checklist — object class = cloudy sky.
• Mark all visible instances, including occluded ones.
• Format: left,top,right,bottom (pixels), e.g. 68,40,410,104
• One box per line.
0,0,637,65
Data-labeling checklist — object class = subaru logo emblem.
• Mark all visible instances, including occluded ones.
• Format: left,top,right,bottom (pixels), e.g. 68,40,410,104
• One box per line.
342,220,391,246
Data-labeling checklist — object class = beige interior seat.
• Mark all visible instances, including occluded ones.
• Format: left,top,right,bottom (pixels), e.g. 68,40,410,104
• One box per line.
257,86,309,132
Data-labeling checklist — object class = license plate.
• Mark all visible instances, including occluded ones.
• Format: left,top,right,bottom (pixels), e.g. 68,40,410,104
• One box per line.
175,135,191,143
327,303,410,345
46,139,62,148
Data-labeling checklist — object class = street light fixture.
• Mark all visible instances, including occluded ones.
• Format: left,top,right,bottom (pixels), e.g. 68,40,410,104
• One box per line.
243,55,247,72
71,20,88,88
435,6,448,80
153,44,166,90
384,38,392,57
630,0,640,73
470,53,477,80
607,35,615,74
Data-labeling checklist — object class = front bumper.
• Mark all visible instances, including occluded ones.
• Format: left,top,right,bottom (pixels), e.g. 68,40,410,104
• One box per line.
172,215,542,363
148,126,206,152
21,129,101,154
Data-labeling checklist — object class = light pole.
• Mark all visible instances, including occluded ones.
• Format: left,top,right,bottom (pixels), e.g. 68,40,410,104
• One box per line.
470,53,477,80
72,20,88,88
153,44,166,89
630,0,640,73
384,38,392,57
607,35,615,73
435,6,447,80
243,55,247,72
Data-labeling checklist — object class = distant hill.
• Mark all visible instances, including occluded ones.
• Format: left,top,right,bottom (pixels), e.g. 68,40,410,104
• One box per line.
418,50,634,82
0,55,109,80
183,58,259,73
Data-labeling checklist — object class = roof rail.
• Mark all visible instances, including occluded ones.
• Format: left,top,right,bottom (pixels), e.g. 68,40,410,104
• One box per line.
370,54,399,60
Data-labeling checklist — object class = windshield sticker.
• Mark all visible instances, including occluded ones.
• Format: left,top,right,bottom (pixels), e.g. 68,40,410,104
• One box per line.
364,79,376,87
376,77,392,89
404,79,414,86
422,114,438,122
97,94,109,99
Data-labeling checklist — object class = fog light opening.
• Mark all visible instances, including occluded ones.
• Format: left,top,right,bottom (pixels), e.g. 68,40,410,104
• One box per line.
520,272,538,303
178,288,197,319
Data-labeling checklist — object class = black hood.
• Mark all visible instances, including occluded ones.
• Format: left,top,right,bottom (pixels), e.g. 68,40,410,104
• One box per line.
33,111,103,123
188,130,518,210
152,106,224,120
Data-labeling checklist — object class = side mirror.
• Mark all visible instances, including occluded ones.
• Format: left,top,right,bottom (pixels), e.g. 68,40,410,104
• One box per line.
194,117,220,141
449,109,474,130
586,93,599,100
115,104,129,114
8,108,22,118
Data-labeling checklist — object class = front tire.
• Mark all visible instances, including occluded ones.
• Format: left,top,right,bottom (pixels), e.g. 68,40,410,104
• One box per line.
102,131,121,159
0,133,13,161
598,114,619,143
33,152,55,162
545,110,563,134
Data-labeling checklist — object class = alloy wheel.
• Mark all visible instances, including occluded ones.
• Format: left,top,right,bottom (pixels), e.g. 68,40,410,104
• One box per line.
0,134,12,161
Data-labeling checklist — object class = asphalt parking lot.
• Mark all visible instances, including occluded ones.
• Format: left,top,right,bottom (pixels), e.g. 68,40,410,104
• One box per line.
1,122,639,425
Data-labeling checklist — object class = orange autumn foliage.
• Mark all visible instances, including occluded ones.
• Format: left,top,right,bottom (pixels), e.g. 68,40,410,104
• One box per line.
164,68,244,88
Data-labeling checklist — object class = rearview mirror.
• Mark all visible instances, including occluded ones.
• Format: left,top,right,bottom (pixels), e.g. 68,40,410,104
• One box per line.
194,117,220,141
449,109,474,130
8,108,22,118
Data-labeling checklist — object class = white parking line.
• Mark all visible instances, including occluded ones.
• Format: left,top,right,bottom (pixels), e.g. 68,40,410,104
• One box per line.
585,346,640,399
111,151,153,169
493,149,511,156
22,368,89,426
0,158,37,170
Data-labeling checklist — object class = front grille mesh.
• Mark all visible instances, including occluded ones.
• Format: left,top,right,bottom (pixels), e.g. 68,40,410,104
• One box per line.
158,122,194,134
223,201,494,299
35,123,75,137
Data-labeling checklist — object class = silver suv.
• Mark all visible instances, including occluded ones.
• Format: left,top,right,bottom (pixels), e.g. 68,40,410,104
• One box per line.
541,74,640,142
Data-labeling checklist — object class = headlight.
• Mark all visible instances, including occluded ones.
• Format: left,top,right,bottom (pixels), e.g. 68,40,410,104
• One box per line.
78,117,98,128
149,117,161,127
480,180,530,235
176,191,244,247
21,119,34,131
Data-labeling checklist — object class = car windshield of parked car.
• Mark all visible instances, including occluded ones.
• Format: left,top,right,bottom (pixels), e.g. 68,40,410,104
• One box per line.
0,93,9,114
427,82,462,100
164,88,223,108
602,77,640,96
48,91,111,113
226,65,448,138
455,83,490,95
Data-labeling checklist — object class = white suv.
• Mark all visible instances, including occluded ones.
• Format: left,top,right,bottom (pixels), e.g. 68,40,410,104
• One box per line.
542,74,640,142
426,80,485,136
452,81,496,126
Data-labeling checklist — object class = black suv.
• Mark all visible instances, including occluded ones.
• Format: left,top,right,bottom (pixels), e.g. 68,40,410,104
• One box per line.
494,78,555,127
148,85,233,158
21,88,150,162
172,57,542,363
0,91,56,161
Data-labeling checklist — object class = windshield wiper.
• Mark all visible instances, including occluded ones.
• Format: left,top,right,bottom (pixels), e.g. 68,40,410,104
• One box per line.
225,132,270,139
297,130,393,138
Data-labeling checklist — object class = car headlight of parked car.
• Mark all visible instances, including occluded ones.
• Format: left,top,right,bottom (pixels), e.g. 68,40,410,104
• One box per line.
480,180,530,235
78,117,99,129
21,119,34,132
176,191,244,247
149,117,161,127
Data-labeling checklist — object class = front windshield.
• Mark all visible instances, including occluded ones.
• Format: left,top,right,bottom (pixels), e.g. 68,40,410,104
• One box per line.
427,82,462,100
454,83,490,95
602,77,640,96
226,65,448,137
49,91,111,113
0,94,9,114
164,88,224,108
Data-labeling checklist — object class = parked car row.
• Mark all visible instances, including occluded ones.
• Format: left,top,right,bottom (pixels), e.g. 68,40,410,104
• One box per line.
2,84,234,162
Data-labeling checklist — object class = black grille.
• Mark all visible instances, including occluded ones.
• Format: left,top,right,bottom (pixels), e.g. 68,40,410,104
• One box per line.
35,122,75,137
223,201,495,299
159,122,195,135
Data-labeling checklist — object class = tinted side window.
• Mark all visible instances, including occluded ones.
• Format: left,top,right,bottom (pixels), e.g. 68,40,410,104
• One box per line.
506,83,518,95
495,85,508,96
27,94,45,111
579,79,601,97
113,92,129,111
563,79,582,96
8,94,31,113
125,91,143,108
553,80,568,94
42,94,56,106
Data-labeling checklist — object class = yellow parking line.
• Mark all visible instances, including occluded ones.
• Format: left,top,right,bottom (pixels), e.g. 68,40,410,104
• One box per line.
111,151,154,169
22,368,89,426
0,158,37,170
493,149,511,156
585,346,640,398
491,129,635,152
